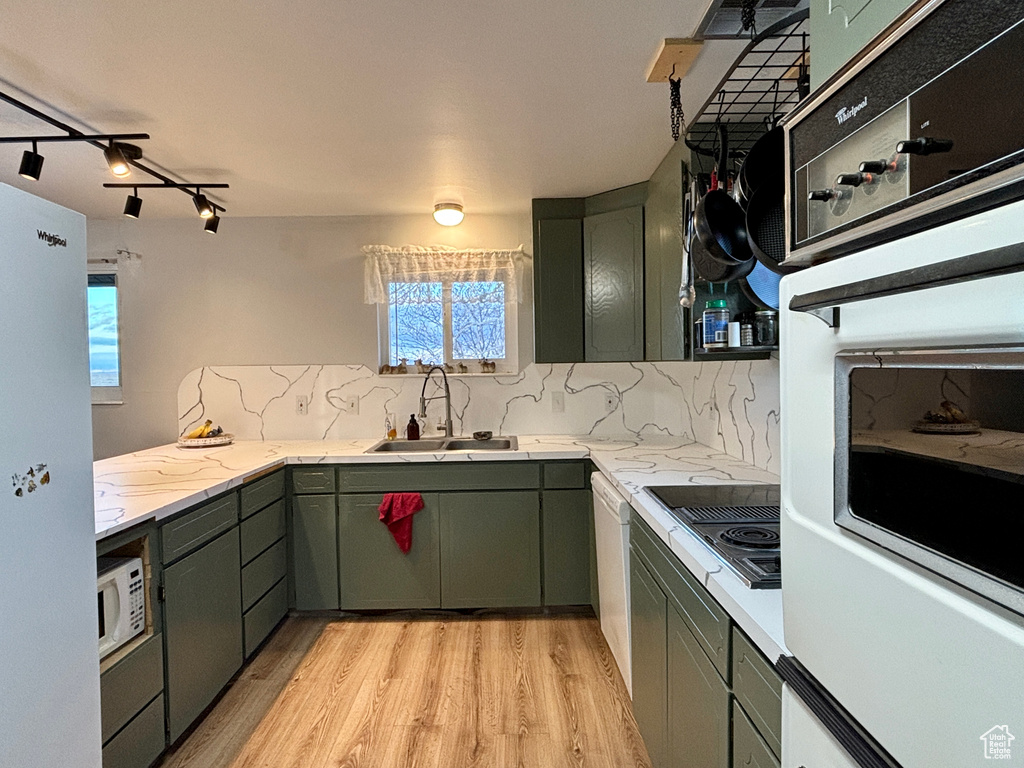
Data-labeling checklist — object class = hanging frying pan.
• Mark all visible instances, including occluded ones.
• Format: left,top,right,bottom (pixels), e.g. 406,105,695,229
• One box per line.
738,125,784,204
690,222,756,283
693,189,752,266
745,182,800,275
740,260,781,309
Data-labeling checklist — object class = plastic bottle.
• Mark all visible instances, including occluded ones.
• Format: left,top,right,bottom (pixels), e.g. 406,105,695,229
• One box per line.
406,414,420,440
702,299,730,349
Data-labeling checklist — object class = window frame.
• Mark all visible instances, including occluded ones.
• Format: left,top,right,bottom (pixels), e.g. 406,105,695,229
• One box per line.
377,273,519,374
87,263,123,405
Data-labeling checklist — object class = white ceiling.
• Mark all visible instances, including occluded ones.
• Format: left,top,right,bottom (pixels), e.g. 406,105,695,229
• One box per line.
0,1,746,220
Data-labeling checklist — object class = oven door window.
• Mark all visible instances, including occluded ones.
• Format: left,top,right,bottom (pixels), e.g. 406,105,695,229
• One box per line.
836,348,1024,614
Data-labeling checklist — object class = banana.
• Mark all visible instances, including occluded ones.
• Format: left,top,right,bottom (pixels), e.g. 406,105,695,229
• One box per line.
184,419,213,440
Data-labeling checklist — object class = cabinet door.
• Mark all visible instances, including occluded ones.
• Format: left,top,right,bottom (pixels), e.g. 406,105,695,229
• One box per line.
542,489,592,605
534,213,585,363
583,206,644,362
734,701,781,768
292,494,339,610
440,491,541,608
338,493,441,610
163,528,242,743
630,555,668,768
667,607,730,768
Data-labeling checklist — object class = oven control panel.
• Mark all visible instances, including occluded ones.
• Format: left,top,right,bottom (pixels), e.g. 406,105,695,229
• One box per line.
786,0,1024,262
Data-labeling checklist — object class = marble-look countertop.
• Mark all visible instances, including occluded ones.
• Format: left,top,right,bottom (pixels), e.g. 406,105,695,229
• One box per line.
94,434,786,661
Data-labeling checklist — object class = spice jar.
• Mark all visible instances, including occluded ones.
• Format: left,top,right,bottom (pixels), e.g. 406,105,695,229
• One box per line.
754,310,778,347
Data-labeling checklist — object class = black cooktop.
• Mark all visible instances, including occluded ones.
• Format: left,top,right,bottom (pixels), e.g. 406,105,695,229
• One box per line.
645,485,781,589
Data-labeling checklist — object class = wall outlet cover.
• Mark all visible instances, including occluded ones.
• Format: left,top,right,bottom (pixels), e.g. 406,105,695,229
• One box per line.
296,395,309,416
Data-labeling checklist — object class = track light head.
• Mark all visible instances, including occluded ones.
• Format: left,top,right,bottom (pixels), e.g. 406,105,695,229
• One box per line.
104,142,137,178
204,214,220,234
193,192,214,219
19,142,43,181
123,189,142,219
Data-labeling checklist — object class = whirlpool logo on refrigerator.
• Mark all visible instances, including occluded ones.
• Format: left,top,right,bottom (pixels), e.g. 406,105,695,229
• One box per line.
36,230,67,248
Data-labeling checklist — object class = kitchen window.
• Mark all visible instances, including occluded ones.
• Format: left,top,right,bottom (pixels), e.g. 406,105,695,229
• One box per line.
365,245,525,373
87,268,122,403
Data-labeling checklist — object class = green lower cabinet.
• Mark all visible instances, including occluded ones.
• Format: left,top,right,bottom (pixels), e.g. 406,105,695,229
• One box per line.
163,528,243,743
667,606,730,768
292,494,339,610
542,489,592,605
440,491,541,608
338,493,442,610
630,555,668,768
733,701,781,768
101,695,166,768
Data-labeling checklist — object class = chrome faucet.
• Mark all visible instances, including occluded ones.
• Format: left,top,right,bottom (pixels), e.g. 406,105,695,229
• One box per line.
418,366,453,437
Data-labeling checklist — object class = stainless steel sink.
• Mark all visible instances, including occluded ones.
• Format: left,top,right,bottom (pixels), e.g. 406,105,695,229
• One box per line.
365,436,518,453
443,437,518,451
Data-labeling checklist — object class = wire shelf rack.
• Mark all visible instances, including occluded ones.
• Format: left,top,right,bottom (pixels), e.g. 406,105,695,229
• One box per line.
685,9,810,162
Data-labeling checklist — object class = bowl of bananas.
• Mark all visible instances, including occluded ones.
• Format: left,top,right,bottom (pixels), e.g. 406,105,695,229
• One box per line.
178,419,233,448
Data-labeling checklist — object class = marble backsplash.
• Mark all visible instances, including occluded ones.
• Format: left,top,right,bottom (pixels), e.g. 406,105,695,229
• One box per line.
178,360,781,473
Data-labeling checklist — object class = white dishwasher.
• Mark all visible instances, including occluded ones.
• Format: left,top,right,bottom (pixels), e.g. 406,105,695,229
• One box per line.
591,471,632,695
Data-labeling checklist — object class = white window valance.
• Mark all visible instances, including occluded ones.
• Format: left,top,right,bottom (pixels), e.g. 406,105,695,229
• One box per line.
363,244,528,305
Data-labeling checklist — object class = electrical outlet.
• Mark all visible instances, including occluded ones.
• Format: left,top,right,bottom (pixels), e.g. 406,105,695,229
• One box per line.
551,391,565,413
296,395,309,416
345,395,360,415
603,393,617,413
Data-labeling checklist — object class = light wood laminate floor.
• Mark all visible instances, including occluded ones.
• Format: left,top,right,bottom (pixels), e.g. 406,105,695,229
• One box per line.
157,612,651,768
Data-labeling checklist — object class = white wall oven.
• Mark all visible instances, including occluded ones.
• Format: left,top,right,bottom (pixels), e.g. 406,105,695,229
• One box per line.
779,0,1024,766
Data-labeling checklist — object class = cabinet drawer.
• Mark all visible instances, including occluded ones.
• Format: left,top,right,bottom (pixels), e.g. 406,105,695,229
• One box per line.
100,633,164,744
733,699,781,768
240,499,286,564
732,627,783,759
292,466,337,494
543,461,588,489
240,470,284,519
242,538,288,611
101,694,165,768
244,578,288,658
339,462,540,492
161,493,238,563
631,511,731,682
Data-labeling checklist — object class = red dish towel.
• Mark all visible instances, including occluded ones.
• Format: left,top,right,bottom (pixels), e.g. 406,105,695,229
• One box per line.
378,492,425,554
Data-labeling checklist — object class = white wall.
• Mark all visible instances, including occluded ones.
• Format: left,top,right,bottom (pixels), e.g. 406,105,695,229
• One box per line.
87,213,533,459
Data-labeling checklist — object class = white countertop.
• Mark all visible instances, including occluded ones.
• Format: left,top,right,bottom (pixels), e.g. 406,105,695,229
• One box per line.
94,434,787,662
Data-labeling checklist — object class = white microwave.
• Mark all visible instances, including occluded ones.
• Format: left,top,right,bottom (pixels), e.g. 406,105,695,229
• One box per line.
97,556,146,658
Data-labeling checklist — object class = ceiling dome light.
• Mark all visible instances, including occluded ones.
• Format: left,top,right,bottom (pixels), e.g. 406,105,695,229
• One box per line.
204,214,220,234
19,142,43,181
104,142,132,178
193,192,214,219
433,202,464,227
123,189,142,218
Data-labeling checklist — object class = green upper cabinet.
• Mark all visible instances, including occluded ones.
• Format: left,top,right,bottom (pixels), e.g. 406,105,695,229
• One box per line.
810,0,916,88
583,205,645,362
533,199,586,363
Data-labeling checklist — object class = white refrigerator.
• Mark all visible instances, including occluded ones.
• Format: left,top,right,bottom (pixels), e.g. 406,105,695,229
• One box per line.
0,182,102,766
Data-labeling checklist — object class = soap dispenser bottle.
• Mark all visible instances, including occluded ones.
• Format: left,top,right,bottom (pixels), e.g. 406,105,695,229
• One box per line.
406,414,420,441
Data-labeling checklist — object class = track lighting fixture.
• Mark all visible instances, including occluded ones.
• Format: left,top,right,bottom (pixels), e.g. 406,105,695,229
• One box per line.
19,141,43,180
193,192,214,219
104,142,132,178
204,214,220,234
433,202,464,226
123,188,142,218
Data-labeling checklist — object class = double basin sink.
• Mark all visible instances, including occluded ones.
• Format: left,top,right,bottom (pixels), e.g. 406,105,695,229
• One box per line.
365,436,519,453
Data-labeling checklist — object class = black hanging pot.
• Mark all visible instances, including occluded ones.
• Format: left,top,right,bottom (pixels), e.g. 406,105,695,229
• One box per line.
745,182,800,275
690,225,756,283
738,125,784,204
693,189,753,266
